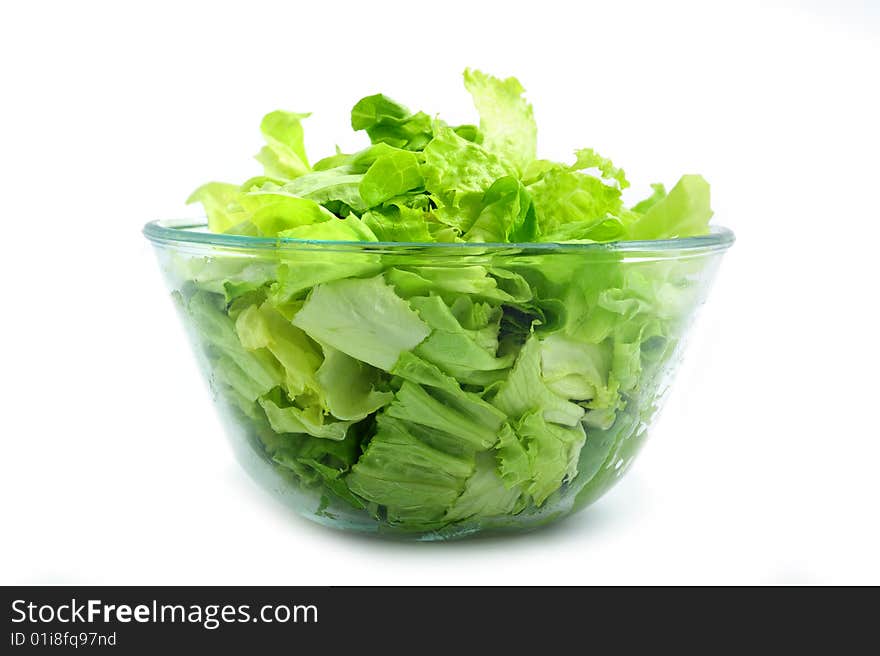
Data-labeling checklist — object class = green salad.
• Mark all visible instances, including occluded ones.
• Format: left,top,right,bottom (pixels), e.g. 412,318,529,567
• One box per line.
181,69,714,533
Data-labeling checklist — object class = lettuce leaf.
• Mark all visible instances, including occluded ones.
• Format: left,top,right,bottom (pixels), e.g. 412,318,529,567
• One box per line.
277,214,378,241
256,110,311,179
422,124,515,231
186,182,245,233
280,167,367,214
362,205,434,242
316,346,393,421
292,274,431,370
527,166,625,240
410,294,514,385
444,451,525,522
346,415,475,526
463,68,537,174
627,174,712,240
234,302,322,398
359,149,424,207
517,411,585,505
464,176,537,243
351,94,434,151
491,334,585,427
237,189,333,236
259,391,353,441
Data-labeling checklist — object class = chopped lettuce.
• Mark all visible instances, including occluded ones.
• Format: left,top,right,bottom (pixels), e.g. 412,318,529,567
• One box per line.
346,415,475,526
256,110,311,179
359,149,424,206
315,346,393,421
292,274,431,371
175,69,721,533
628,174,712,240
463,68,537,175
491,335,586,427
190,69,711,245
187,182,245,233
444,451,525,522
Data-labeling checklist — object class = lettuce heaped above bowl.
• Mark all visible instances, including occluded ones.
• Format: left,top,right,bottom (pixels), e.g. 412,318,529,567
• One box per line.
144,69,733,539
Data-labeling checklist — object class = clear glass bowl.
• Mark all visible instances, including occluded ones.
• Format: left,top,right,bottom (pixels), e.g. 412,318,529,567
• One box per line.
144,220,733,540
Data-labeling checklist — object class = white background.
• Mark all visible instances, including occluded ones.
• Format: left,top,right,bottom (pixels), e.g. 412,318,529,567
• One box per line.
2,0,878,585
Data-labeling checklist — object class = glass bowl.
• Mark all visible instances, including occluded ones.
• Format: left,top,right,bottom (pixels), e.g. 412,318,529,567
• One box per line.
144,220,733,540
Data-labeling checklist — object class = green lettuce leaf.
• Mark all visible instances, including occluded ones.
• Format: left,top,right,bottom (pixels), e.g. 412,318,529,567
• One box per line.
316,345,393,421
490,334,585,427
238,189,334,236
280,167,367,214
390,352,508,450
346,415,475,526
386,264,532,306
234,302,322,398
172,254,277,303
631,183,667,214
571,148,629,189
516,410,585,505
359,149,424,207
361,205,434,242
277,215,378,241
410,294,514,385
386,381,501,451
188,292,283,396
463,68,537,174
259,391,353,440
267,251,382,305
527,167,625,240
351,94,434,151
444,451,525,522
464,176,538,243
422,124,515,231
539,333,613,403
495,422,531,488
187,182,245,233
628,174,712,240
292,274,431,370
255,110,311,179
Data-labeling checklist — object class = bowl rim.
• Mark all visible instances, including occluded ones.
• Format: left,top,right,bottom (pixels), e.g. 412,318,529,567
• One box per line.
143,219,735,254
